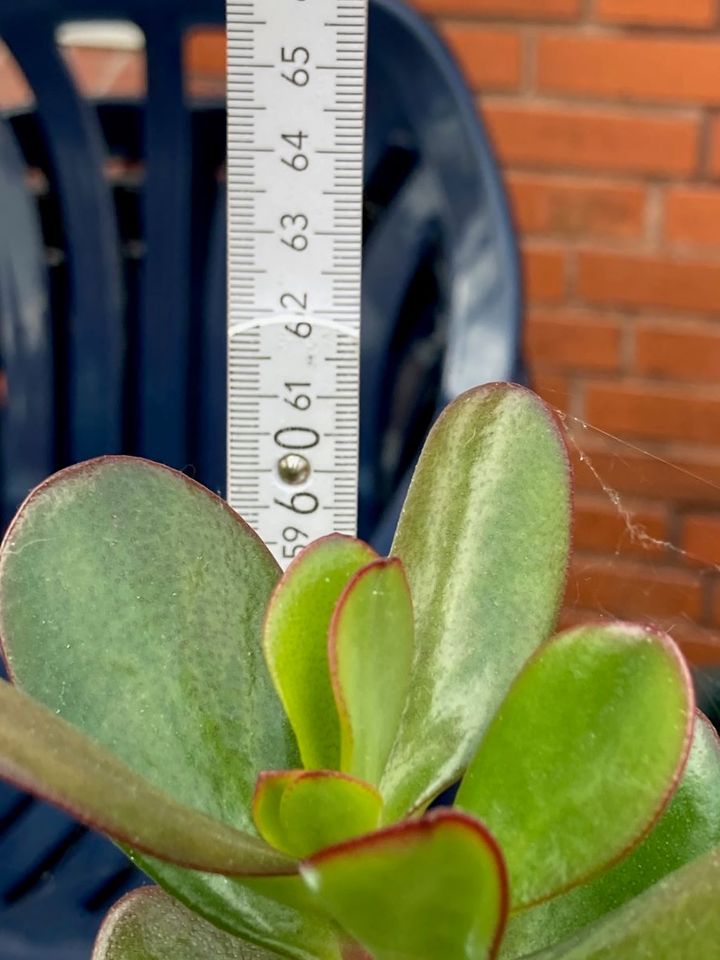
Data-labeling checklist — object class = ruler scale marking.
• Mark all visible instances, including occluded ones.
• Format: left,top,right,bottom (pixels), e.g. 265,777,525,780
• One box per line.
227,0,367,568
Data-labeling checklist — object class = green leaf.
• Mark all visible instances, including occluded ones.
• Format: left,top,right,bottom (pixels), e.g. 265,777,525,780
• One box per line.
383,384,571,819
253,771,303,855
500,711,720,959
0,679,294,875
456,623,693,909
263,535,377,770
523,845,720,960
300,809,508,960
329,558,413,788
253,770,382,858
92,886,286,960
0,457,341,959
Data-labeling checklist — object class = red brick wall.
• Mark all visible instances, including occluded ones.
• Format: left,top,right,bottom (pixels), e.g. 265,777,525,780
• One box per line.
415,0,720,666
3,9,720,665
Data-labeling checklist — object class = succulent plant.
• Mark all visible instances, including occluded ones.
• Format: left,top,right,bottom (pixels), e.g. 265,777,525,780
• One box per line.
0,383,719,960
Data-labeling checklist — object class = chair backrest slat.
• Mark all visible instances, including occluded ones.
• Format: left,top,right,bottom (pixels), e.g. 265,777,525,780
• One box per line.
0,119,54,525
1,19,124,462
137,22,193,466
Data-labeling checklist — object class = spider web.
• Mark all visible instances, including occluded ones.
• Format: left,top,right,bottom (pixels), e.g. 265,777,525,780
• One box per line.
538,397,720,726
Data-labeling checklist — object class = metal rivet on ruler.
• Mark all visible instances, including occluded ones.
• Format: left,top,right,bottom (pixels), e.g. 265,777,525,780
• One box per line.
277,454,311,486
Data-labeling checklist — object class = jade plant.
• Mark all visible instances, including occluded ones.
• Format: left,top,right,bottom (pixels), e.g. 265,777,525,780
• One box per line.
0,383,719,960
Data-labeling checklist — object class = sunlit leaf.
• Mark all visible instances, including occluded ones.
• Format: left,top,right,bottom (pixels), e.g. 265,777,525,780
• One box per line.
500,712,720,959
524,846,720,960
456,623,693,909
93,886,288,959
383,384,571,819
253,770,382,858
301,809,508,960
0,680,294,875
329,558,413,788
263,535,377,770
0,457,339,959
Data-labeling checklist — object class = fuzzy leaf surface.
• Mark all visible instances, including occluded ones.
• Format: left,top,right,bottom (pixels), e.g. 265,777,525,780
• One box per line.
501,712,720,958
0,680,294,874
329,558,413,788
263,535,377,771
92,886,286,960
0,457,339,959
524,845,720,960
456,624,693,909
384,384,571,818
300,809,508,960
254,770,382,858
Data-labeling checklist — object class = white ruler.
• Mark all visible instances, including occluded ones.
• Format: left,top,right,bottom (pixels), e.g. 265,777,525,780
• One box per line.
226,0,368,568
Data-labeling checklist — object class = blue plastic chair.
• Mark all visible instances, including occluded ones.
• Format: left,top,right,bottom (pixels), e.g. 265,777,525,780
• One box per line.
0,1,521,955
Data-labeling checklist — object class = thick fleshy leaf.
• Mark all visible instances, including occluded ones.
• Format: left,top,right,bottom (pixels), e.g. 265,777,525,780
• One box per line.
253,771,304,855
254,770,382,858
93,886,286,960
300,809,508,960
0,457,341,959
383,384,571,818
500,711,720,959
456,623,693,909
525,845,720,960
263,535,377,770
0,680,294,875
329,558,413,787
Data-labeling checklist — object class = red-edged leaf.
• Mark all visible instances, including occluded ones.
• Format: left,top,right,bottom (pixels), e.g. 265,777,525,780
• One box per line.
301,809,508,960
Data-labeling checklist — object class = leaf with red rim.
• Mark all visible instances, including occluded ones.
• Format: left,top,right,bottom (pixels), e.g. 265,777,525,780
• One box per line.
0,679,294,875
253,770,382,859
500,711,720,959
329,558,413,788
456,623,694,910
524,845,720,960
0,456,339,959
253,771,304,854
263,535,378,771
92,886,286,960
300,809,508,960
383,384,572,820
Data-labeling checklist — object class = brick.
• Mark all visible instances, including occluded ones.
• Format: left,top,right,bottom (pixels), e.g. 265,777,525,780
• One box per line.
635,320,720,381
61,48,143,98
566,556,703,621
414,0,580,18
441,25,522,92
569,440,720,504
578,252,720,314
706,118,720,179
0,43,31,109
682,513,720,567
664,623,720,668
585,381,720,446
560,606,720,667
186,29,225,75
484,103,698,177
573,494,669,558
595,0,717,29
537,35,720,105
523,246,566,303
557,606,609,631
531,373,571,413
665,187,720,246
525,310,623,372
508,174,645,239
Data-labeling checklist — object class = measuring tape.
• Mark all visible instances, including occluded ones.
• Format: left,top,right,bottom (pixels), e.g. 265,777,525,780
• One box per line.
226,0,368,568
